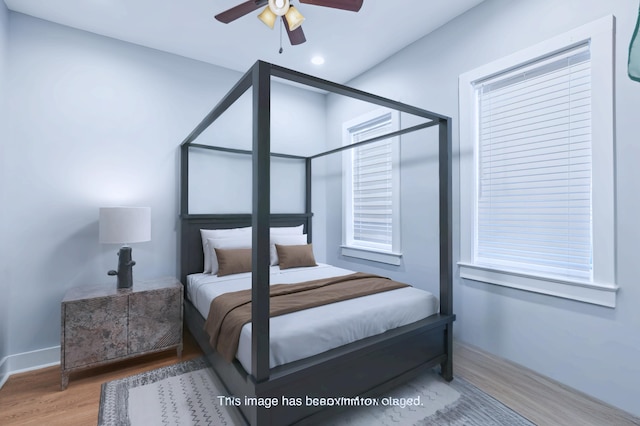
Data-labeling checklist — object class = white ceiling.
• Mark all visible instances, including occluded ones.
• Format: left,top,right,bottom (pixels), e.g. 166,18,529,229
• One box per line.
3,0,484,84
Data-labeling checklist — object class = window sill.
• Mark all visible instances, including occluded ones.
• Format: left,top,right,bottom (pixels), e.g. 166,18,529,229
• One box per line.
341,246,402,266
458,262,618,308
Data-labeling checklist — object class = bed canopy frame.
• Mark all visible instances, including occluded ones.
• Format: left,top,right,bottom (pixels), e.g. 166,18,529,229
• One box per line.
179,60,453,425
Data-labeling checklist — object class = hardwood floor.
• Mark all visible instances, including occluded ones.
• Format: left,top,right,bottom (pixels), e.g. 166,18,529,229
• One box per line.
454,342,640,426
0,331,203,426
1,335,638,425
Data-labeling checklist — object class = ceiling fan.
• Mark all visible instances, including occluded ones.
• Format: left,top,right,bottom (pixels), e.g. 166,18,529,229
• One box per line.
215,0,364,46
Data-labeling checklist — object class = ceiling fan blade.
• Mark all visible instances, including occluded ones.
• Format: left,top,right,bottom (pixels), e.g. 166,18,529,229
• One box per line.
215,1,265,23
283,17,306,45
298,0,363,12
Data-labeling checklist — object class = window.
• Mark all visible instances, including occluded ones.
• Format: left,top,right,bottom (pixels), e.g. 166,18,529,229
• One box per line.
341,109,402,265
477,45,592,280
459,16,617,307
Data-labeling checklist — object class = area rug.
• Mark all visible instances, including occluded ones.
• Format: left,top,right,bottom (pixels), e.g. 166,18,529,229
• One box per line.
98,358,534,426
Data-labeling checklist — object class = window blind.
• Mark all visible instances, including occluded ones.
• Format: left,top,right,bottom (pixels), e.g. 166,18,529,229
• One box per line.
351,116,394,249
475,43,593,280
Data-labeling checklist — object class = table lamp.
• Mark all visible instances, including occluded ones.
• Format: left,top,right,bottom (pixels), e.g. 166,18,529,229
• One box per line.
99,207,151,289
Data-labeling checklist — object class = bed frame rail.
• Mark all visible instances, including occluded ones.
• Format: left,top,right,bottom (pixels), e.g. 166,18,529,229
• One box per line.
184,299,455,425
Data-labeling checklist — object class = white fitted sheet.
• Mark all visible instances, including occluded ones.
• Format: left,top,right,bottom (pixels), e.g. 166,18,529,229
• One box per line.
187,264,438,374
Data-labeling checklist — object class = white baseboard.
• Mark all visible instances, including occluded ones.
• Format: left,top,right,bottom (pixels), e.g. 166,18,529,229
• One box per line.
0,356,9,389
0,346,60,389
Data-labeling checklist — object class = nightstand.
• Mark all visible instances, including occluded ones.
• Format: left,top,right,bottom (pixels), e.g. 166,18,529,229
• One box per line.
60,276,183,390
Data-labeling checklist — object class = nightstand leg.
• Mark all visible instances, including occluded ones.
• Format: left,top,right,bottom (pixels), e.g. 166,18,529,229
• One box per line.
61,372,69,391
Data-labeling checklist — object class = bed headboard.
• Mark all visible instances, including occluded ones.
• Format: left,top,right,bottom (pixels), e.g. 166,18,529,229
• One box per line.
179,213,312,284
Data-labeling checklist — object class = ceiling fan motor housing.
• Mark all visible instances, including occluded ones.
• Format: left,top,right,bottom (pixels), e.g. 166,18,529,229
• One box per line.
269,0,290,16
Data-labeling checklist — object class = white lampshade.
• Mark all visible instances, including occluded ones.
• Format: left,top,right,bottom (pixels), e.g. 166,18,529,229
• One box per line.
99,207,151,245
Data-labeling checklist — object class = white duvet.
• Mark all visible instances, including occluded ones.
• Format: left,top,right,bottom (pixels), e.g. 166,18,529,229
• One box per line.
187,264,438,374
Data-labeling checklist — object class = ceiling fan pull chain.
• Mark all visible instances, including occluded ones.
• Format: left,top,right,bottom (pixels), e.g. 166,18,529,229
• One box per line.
279,18,284,54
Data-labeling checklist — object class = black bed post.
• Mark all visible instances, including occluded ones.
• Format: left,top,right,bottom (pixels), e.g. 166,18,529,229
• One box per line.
439,117,453,381
252,61,271,384
305,157,312,242
180,144,189,216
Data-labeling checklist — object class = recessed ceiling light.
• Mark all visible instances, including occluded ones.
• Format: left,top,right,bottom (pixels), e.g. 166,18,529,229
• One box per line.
311,56,325,65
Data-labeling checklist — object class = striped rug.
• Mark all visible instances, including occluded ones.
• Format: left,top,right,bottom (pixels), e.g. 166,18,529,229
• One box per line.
98,358,534,425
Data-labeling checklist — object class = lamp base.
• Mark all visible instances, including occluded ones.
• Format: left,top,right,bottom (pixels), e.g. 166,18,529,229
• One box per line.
108,246,136,289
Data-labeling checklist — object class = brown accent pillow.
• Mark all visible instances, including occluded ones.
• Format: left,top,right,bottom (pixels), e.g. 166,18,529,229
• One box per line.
215,248,252,277
275,244,317,270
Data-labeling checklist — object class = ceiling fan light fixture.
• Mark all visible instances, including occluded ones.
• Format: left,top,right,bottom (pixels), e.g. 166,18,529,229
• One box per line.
258,6,278,28
268,0,290,16
285,6,305,31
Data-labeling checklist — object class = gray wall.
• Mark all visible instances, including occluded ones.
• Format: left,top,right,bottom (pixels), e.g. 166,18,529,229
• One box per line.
326,0,640,416
3,12,326,363
0,0,9,372
188,83,326,215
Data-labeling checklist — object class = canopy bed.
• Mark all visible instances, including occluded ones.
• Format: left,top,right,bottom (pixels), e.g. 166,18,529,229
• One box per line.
179,60,454,425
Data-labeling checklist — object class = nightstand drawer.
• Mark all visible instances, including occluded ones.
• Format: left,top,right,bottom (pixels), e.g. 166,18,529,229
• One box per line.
128,286,182,354
63,295,128,369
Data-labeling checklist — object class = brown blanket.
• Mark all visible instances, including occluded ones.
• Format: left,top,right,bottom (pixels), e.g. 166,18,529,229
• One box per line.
203,272,410,362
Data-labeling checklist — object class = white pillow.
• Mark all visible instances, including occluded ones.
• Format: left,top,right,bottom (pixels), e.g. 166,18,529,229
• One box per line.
201,227,251,273
270,225,304,235
270,234,308,265
207,235,252,275
200,225,303,272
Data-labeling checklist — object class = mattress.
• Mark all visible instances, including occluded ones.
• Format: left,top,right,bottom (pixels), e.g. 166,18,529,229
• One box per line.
187,264,439,374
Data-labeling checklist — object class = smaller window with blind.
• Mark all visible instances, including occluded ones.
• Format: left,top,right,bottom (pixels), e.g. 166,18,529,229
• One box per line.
458,16,616,307
341,109,402,265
